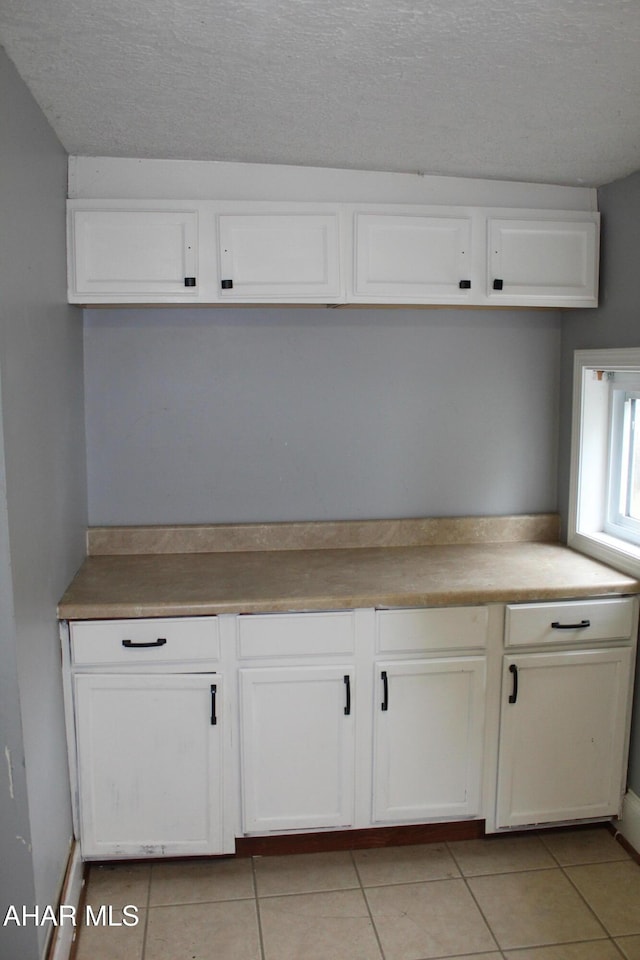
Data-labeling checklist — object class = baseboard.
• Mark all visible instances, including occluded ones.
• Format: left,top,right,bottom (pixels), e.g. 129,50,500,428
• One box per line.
613,789,640,858
46,842,85,960
235,820,485,857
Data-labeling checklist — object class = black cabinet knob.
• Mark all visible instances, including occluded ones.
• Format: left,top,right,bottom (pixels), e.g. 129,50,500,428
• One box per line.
493,278,504,291
221,279,233,290
459,280,471,289
184,277,196,287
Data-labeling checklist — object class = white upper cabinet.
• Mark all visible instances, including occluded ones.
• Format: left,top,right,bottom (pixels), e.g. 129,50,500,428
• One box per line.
352,211,475,302
487,217,599,306
67,196,599,307
68,205,200,301
217,211,342,301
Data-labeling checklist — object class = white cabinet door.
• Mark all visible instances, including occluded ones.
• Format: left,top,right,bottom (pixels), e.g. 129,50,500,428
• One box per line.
69,207,199,300
354,213,473,302
372,658,486,822
217,213,342,300
487,217,598,305
239,665,355,832
74,673,225,858
496,647,632,828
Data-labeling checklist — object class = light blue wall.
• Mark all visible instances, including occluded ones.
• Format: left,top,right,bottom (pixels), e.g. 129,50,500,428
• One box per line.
560,168,640,794
0,46,87,959
85,307,561,525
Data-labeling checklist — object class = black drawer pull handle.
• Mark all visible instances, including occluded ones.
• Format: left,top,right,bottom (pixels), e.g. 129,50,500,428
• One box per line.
381,670,389,712
551,620,591,630
343,675,351,716
210,684,217,725
122,638,167,648
493,278,504,290
508,663,518,704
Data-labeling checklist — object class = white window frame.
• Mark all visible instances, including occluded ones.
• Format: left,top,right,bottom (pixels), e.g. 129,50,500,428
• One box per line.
604,379,640,542
569,347,640,578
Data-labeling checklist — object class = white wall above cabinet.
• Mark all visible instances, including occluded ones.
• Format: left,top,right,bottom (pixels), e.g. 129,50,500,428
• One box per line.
67,198,599,308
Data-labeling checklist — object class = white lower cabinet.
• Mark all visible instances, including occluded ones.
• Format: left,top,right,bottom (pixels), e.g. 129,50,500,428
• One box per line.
239,665,355,832
494,593,637,832
63,594,638,859
372,658,486,822
74,673,225,858
495,647,633,829
66,616,231,860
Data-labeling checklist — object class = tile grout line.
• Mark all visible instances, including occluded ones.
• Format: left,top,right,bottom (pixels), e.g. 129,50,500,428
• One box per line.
444,841,504,957
538,830,633,953
455,832,630,958
140,863,152,960
350,850,387,960
557,858,627,954
251,856,268,960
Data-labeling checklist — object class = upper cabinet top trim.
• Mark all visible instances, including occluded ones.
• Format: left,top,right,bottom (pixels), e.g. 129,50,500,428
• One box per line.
68,156,598,213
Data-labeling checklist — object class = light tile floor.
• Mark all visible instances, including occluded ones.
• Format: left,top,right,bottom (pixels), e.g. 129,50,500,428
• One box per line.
73,827,640,960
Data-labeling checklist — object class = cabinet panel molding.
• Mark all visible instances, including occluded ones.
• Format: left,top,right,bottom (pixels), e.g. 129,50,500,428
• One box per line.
377,606,488,654
496,647,632,828
237,610,356,659
373,657,486,822
74,672,225,858
487,217,599,305
239,665,356,832
353,212,474,302
505,597,635,648
69,207,199,300
71,616,220,665
217,212,342,301
67,198,599,307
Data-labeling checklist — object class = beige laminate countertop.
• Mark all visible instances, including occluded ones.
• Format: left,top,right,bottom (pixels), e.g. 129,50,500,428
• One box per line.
58,541,640,620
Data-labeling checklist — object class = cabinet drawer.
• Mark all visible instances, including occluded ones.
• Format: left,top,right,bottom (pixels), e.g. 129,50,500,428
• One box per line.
377,606,488,653
505,598,635,648
237,611,355,659
70,617,219,665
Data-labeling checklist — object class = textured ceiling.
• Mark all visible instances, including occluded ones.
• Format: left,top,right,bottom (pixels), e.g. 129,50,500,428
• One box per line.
1,0,640,186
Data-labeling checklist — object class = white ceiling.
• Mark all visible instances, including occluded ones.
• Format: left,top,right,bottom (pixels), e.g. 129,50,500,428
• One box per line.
1,0,640,187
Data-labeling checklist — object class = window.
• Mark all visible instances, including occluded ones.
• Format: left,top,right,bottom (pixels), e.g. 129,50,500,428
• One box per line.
605,376,640,543
569,348,640,577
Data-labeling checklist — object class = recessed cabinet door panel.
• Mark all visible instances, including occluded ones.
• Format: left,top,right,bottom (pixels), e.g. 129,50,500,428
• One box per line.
74,673,223,858
239,666,355,832
496,648,631,828
373,658,485,822
354,214,473,301
71,209,198,298
218,214,341,299
488,218,598,304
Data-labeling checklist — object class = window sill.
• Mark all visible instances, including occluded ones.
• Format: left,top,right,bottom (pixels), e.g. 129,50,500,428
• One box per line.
569,529,640,580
